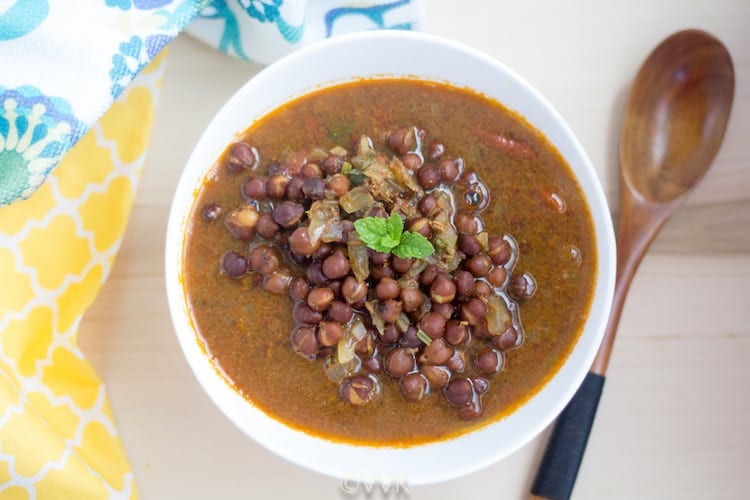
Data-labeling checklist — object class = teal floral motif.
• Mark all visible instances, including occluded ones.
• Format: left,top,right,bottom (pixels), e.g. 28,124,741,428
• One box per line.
0,0,49,41
109,34,171,98
196,0,249,59
0,86,83,205
239,0,303,43
324,0,415,37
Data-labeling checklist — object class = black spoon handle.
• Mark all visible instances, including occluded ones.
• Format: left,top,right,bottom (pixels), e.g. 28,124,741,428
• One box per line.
530,371,606,500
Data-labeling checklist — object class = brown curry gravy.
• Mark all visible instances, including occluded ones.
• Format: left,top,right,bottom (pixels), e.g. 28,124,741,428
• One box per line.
183,79,597,445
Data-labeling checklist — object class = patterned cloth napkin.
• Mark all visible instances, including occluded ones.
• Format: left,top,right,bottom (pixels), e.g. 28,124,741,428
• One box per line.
0,1,423,498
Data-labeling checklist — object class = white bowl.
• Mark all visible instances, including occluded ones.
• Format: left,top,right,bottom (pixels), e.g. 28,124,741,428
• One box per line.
166,30,616,485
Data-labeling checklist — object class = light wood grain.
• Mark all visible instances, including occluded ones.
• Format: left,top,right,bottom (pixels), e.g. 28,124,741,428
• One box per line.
78,1,750,498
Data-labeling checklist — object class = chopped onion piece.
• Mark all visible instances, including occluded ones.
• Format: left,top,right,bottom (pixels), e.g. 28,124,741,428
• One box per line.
486,295,512,335
347,234,370,282
323,353,361,383
365,300,386,335
339,185,375,213
330,145,348,156
390,157,423,194
307,200,341,245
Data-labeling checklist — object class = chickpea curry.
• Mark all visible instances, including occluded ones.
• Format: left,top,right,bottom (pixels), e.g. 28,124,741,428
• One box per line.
183,79,597,446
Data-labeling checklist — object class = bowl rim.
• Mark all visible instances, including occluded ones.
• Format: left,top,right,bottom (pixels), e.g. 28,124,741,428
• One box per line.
165,29,616,485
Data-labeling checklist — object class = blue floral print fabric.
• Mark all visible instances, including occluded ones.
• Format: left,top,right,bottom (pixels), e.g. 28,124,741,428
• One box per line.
0,0,423,206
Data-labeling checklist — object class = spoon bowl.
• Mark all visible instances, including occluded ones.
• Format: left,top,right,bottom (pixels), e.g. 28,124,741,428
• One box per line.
621,29,735,204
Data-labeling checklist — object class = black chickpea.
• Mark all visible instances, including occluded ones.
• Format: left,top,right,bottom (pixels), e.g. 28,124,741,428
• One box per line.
458,233,482,256
400,287,422,313
267,174,289,198
300,163,323,178
444,378,474,407
322,250,350,279
380,323,401,343
416,164,441,189
492,325,519,350
341,276,367,304
420,312,446,339
289,276,310,302
438,158,460,183
509,272,537,300
420,265,440,286
307,287,334,312
256,213,280,240
388,127,416,155
379,299,403,324
487,266,507,287
400,373,428,402
226,142,257,171
272,201,304,228
422,365,451,389
461,298,487,325
401,153,423,171
327,174,350,197
327,300,353,323
317,321,345,347
419,337,453,365
285,177,305,201
263,268,293,294
391,256,413,274
376,277,400,301
242,176,268,200
453,211,479,233
400,325,421,348
290,326,319,359
430,273,456,304
431,302,454,320
221,251,249,279
249,245,280,275
406,218,430,239
445,320,471,346
312,242,333,261
466,254,492,277
321,154,344,175
361,356,381,374
487,235,512,265
385,348,416,377
201,203,221,222
340,375,378,406
454,270,475,300
476,348,504,375
473,280,493,298
417,195,437,216
293,302,322,325
306,262,328,285
225,205,259,240
301,177,326,200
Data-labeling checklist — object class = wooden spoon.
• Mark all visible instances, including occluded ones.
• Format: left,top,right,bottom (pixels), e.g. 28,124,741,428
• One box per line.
530,29,734,500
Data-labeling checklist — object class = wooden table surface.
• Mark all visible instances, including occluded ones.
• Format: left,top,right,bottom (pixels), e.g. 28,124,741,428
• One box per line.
78,1,750,498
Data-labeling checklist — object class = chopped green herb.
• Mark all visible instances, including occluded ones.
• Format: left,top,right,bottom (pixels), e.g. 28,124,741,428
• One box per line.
353,213,435,259
416,329,433,345
392,231,434,259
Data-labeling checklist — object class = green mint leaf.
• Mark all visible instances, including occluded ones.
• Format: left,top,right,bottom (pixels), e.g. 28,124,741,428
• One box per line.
354,217,389,251
392,231,435,259
386,212,403,242
379,234,401,250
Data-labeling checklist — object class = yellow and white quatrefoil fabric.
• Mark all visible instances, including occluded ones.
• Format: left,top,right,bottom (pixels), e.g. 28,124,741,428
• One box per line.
0,52,167,500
